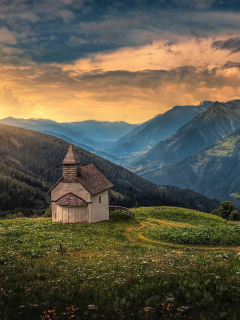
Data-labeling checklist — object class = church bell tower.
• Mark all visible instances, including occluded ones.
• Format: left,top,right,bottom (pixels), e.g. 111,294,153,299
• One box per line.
62,144,81,182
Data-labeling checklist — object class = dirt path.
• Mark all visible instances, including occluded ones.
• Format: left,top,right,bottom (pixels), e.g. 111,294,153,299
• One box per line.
124,220,240,251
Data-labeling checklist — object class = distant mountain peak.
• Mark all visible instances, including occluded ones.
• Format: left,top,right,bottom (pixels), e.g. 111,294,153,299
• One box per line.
111,101,212,155
134,99,240,174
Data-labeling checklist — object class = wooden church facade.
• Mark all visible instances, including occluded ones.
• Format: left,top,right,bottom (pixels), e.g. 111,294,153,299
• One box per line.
48,144,113,223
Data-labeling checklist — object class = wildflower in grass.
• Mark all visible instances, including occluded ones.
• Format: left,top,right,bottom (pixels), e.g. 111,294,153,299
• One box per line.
143,307,153,312
177,306,190,312
166,297,175,302
88,304,97,310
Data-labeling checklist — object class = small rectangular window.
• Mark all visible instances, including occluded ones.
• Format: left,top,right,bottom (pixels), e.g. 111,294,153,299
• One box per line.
99,196,101,204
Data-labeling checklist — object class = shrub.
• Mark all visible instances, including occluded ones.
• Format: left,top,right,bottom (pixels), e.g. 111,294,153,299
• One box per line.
211,201,239,221
42,205,51,218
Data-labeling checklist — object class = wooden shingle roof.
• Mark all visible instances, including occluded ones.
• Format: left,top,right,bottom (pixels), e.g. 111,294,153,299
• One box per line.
62,144,81,165
56,193,88,207
77,164,113,195
47,164,113,195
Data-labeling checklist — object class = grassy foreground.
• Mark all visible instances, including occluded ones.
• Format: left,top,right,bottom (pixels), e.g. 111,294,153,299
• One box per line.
1,207,240,319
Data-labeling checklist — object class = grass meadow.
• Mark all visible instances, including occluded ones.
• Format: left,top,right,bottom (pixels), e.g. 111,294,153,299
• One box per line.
1,207,240,319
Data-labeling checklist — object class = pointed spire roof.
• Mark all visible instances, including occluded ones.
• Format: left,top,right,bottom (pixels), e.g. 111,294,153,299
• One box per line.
62,144,81,165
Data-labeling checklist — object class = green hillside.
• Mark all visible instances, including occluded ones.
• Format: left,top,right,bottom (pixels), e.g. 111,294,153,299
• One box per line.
1,208,240,319
0,124,220,217
206,135,240,157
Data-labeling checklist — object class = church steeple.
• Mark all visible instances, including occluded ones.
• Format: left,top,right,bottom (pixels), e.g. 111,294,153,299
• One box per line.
62,143,81,165
62,143,81,181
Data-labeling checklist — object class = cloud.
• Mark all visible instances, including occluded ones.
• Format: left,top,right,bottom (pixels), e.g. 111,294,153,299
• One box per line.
67,35,89,46
1,60,240,123
0,86,21,106
172,0,215,9
211,37,240,54
1,47,23,55
222,61,240,69
0,0,240,122
0,86,23,118
1,2,240,64
17,11,41,23
0,27,17,44
53,9,75,23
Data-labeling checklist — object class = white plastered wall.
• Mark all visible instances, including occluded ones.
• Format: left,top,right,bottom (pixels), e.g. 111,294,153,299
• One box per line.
51,182,91,201
90,190,109,223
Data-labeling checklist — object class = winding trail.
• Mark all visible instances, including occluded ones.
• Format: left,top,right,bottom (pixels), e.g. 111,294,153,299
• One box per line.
124,219,240,251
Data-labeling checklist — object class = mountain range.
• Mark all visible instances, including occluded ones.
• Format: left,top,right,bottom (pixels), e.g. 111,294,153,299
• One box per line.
3,99,240,213
0,102,213,167
135,100,240,174
142,128,240,208
0,117,137,146
0,124,220,217
110,101,212,155
0,117,138,164
62,120,137,142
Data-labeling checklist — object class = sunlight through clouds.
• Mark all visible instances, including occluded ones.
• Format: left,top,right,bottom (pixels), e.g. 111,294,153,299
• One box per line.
0,0,240,122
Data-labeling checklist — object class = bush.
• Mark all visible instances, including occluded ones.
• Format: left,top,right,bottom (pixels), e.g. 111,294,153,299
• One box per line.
211,201,239,221
42,205,51,218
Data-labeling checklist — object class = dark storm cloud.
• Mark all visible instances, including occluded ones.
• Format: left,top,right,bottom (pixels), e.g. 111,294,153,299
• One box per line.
1,0,240,64
222,61,240,68
211,37,240,54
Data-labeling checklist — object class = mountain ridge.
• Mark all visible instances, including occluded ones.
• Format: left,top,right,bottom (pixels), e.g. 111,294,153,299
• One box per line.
135,100,240,174
110,101,212,155
141,128,240,208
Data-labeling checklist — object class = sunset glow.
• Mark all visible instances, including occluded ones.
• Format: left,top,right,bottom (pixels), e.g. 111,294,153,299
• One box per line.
1,0,240,123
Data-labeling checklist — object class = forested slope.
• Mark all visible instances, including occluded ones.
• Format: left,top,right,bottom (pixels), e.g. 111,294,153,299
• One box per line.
0,124,220,217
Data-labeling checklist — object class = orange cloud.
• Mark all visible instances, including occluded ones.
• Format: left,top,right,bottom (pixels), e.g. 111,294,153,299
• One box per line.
1,35,240,123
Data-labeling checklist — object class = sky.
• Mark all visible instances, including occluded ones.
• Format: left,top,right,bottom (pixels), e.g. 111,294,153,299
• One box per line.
1,0,240,123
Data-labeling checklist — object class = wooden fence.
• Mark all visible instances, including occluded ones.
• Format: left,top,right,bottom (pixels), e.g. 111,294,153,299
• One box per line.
109,206,135,220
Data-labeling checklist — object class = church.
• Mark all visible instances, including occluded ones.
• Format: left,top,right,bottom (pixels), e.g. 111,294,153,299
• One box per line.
48,143,113,223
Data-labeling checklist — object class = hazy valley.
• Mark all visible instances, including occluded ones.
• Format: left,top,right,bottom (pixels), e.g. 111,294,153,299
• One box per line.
2,99,240,208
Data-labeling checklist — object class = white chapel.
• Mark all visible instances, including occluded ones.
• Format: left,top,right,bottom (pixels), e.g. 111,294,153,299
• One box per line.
48,143,113,223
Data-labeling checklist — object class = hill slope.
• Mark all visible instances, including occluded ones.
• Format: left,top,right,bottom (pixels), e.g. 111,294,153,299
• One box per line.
111,101,212,154
2,208,240,319
0,117,137,145
0,124,220,216
142,128,240,207
136,100,240,173
0,118,135,164
0,117,99,148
